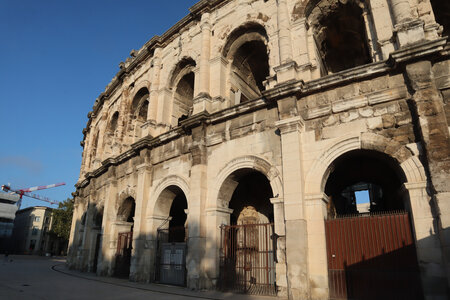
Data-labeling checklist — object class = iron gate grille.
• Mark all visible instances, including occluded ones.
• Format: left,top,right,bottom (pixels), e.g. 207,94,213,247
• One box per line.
155,227,187,286
219,223,276,296
325,211,423,300
114,231,132,278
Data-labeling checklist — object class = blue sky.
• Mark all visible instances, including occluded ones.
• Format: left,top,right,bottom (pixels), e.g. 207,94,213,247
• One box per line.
0,0,198,209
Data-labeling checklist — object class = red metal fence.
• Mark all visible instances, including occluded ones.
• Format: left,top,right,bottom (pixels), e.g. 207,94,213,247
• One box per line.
219,223,276,296
325,211,423,300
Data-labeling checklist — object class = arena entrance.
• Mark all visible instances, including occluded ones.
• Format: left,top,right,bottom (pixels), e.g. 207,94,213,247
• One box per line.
219,170,276,296
114,197,135,278
155,186,188,286
324,150,422,300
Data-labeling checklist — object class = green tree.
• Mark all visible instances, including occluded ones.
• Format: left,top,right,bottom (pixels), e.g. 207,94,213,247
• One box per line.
50,198,74,246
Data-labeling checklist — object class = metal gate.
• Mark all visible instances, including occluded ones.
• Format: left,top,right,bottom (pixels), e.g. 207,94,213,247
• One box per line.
114,231,132,278
156,227,187,286
219,223,276,295
325,211,423,300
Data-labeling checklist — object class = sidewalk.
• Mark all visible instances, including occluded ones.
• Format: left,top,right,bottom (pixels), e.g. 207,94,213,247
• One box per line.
52,262,285,300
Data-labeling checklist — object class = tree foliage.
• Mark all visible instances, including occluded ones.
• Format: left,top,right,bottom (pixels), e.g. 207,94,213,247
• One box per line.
50,198,74,241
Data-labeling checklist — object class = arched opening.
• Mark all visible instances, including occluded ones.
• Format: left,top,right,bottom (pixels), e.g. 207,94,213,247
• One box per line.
89,132,99,168
223,24,270,105
155,185,188,286
167,187,188,243
324,150,406,217
92,205,103,273
228,170,274,225
219,169,276,295
308,0,371,74
323,150,422,299
108,112,119,134
131,88,149,140
104,111,119,155
114,196,135,278
170,58,196,126
430,0,450,37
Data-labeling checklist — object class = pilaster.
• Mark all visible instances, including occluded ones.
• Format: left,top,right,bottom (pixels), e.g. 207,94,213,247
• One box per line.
403,182,448,299
193,13,212,115
274,0,297,84
186,125,208,289
129,162,152,282
275,115,309,300
389,0,425,47
305,193,330,300
203,207,233,288
98,178,118,276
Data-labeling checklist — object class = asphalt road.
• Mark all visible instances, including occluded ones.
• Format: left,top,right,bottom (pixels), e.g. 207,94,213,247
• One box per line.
0,255,279,300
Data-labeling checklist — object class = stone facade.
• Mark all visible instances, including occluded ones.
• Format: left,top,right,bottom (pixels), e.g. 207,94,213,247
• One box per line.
67,1,450,299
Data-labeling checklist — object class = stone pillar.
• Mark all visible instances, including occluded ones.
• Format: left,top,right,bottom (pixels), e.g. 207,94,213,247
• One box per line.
277,0,292,63
193,13,213,115
389,0,424,47
186,126,208,289
148,47,161,136
98,178,118,276
305,194,329,300
67,198,83,268
295,19,312,82
275,114,309,300
208,56,227,100
275,0,297,84
270,197,288,297
405,60,450,296
204,207,233,289
403,182,448,298
130,162,152,282
76,201,93,271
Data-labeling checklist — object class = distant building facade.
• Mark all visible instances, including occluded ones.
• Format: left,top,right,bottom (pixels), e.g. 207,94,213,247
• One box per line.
0,192,20,252
68,1,450,299
11,206,57,255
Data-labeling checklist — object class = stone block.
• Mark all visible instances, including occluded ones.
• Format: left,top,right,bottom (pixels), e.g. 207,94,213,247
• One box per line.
336,84,357,99
371,76,388,91
367,116,383,130
382,115,396,128
332,95,367,113
359,106,374,118
339,110,359,123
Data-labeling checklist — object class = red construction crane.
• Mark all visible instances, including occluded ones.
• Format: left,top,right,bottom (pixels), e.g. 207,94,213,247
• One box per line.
1,182,65,208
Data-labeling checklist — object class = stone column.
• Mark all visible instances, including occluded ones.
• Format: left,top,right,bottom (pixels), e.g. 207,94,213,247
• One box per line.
275,114,309,300
148,47,161,136
275,0,297,84
67,198,83,268
130,162,152,282
389,0,424,47
186,126,208,289
76,200,93,271
193,13,213,115
403,182,448,298
405,60,450,296
98,178,118,276
270,197,288,297
277,0,292,63
305,194,329,300
203,207,233,289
